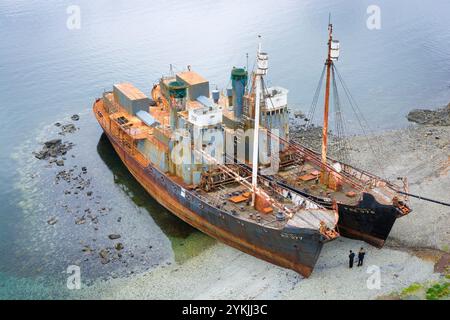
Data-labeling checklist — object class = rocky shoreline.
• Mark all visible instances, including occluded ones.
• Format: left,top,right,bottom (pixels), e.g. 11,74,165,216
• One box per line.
407,102,450,126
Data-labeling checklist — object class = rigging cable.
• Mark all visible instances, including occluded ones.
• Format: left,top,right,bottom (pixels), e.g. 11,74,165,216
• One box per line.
306,64,327,130
333,64,385,176
331,65,350,164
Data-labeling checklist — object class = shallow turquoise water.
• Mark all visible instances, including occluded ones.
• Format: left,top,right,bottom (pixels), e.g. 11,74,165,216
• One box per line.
0,0,449,298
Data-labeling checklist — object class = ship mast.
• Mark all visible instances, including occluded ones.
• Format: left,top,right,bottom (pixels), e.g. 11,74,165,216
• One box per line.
321,20,334,184
251,37,268,206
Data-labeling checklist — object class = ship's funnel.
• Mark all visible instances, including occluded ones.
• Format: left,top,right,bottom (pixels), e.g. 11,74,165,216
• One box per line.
231,68,248,119
212,89,220,104
168,81,187,129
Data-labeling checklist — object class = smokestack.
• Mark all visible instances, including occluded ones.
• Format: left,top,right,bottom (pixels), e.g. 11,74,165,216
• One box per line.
168,81,187,129
212,89,220,104
231,68,248,119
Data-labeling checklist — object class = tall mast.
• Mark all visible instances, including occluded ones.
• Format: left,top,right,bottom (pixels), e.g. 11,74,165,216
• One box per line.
251,37,268,206
321,20,333,184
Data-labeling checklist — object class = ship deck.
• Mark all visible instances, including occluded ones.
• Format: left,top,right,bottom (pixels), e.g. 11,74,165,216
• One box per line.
275,158,403,207
276,163,361,206
195,182,337,231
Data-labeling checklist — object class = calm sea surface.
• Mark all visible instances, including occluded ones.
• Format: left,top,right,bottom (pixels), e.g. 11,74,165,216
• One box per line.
0,0,449,298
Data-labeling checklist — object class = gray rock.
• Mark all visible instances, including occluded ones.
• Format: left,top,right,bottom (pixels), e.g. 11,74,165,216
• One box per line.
47,217,58,225
99,249,110,264
75,217,86,225
33,139,73,160
60,124,77,134
44,139,62,148
407,104,450,126
82,245,93,253
108,234,121,240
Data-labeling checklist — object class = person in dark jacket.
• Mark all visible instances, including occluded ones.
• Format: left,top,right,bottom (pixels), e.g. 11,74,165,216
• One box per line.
349,250,355,268
357,247,366,266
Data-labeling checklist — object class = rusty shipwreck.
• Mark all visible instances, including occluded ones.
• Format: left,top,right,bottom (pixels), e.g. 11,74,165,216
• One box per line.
93,45,340,277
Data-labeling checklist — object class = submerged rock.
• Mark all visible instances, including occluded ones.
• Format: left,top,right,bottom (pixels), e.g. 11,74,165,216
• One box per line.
47,217,58,225
33,139,73,161
82,245,93,253
44,139,62,148
60,124,77,134
75,217,86,225
71,114,80,121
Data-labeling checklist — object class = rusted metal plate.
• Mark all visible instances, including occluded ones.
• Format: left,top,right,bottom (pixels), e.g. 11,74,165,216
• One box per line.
262,207,273,214
299,174,317,181
229,195,248,203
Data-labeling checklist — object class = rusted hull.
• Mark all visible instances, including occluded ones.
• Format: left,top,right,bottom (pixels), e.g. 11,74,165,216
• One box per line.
93,101,326,277
336,193,399,248
275,181,399,248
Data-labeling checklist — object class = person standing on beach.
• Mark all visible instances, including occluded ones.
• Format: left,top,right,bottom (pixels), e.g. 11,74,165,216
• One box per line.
349,250,355,268
357,247,366,266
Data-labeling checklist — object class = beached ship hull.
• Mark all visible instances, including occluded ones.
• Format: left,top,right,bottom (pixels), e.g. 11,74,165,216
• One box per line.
94,100,327,277
277,182,402,247
336,194,400,248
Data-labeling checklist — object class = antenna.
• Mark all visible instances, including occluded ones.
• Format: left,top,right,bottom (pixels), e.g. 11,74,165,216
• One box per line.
246,52,249,71
257,35,262,53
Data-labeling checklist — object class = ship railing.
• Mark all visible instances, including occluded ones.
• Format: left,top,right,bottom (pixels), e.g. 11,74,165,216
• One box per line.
339,162,404,194
267,129,406,196
267,130,366,190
